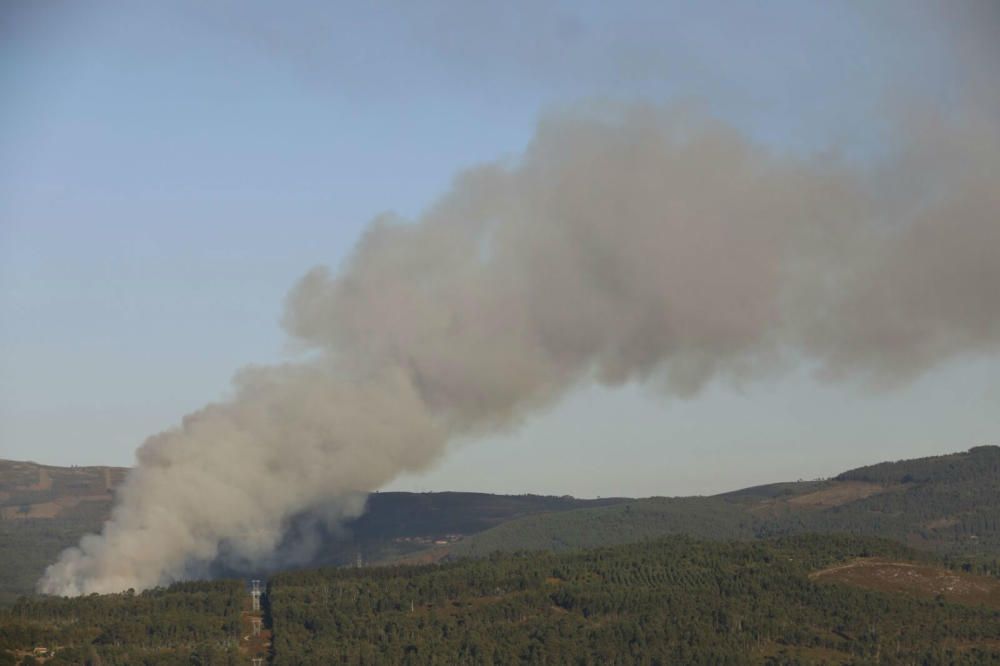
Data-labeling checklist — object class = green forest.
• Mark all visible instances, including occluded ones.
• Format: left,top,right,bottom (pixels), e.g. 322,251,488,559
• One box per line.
269,535,1000,664
447,446,1000,560
3,447,1000,664
0,581,245,665
4,446,998,611
0,463,626,609
4,535,1000,664
0,515,105,609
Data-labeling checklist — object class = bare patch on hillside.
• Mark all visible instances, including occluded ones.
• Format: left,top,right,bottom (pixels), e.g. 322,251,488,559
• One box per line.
811,558,1000,608
923,516,961,530
787,481,890,508
748,480,895,517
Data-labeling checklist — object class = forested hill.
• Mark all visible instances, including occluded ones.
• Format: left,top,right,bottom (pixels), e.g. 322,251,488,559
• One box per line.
8,534,999,664
0,459,625,606
335,492,627,565
443,445,1000,560
266,535,1000,665
0,461,128,608
252,492,630,574
2,446,997,608
836,445,1000,484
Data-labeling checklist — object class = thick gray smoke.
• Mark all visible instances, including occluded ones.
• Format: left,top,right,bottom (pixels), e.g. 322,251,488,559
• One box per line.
40,100,999,595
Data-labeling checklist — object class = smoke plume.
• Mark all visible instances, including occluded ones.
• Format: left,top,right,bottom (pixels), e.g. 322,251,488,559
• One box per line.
39,100,999,595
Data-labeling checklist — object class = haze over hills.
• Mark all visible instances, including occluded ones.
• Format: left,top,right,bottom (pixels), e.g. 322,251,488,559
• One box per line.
2,445,998,608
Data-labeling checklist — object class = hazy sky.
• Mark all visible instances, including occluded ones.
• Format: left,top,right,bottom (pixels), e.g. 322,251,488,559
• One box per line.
2,1,997,497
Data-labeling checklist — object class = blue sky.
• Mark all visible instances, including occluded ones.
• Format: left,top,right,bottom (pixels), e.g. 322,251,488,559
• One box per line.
2,1,997,496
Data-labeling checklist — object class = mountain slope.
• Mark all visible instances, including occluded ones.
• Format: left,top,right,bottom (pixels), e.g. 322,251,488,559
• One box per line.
266,535,1000,664
444,445,1000,560
0,460,626,606
0,461,127,607
3,445,996,607
8,535,1000,664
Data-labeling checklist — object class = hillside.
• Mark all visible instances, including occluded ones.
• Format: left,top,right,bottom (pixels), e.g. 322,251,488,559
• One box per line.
0,461,127,608
442,445,1000,561
266,535,1000,664
3,445,997,609
5,535,1000,664
0,460,126,521
338,491,627,567
0,460,625,606
0,580,247,665
810,558,1000,608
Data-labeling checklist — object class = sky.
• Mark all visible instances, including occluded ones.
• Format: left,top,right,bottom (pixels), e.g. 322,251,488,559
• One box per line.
1,0,997,498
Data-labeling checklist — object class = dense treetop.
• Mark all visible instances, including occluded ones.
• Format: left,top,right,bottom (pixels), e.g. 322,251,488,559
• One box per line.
268,535,1000,665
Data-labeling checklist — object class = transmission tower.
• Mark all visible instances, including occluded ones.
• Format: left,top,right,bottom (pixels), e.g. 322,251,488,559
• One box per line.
250,579,262,612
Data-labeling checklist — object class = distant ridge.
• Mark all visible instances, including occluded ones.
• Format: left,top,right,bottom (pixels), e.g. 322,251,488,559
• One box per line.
2,446,998,606
0,460,626,605
836,445,1000,483
439,445,1000,561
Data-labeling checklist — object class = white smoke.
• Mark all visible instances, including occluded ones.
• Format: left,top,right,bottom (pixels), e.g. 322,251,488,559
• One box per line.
39,99,999,595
